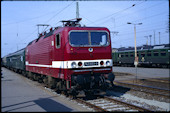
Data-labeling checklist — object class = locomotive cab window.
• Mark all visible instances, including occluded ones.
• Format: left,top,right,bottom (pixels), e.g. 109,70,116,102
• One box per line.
56,34,60,48
69,31,109,47
91,32,108,46
70,32,89,46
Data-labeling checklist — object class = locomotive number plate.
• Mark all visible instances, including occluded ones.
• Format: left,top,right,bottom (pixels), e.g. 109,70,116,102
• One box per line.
84,62,98,66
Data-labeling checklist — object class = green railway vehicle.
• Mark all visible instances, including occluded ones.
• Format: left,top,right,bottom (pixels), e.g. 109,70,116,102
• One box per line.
112,44,169,68
2,48,26,74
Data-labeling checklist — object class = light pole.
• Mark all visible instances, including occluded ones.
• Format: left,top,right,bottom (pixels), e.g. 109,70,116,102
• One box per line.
149,35,152,46
158,32,161,44
127,22,142,67
127,22,142,83
144,36,148,45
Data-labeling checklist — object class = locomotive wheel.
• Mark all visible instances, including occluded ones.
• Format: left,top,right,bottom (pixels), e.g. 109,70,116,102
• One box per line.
43,77,48,85
56,80,66,91
33,73,37,81
28,71,32,79
47,76,56,89
69,88,78,99
56,81,62,92
103,73,115,89
38,78,43,83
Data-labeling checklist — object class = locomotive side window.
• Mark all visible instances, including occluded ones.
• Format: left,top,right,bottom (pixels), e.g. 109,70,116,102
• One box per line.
56,34,60,48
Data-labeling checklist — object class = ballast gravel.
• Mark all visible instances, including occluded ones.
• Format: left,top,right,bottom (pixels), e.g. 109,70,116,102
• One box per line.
106,90,170,111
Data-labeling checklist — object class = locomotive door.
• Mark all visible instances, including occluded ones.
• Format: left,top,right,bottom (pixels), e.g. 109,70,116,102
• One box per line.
53,33,64,78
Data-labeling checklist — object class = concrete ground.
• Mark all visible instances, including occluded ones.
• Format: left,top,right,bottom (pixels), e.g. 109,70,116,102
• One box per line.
1,67,90,112
112,66,170,81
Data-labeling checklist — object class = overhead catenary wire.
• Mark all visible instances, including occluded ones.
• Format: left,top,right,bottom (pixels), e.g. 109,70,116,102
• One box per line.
113,32,169,44
110,11,169,29
44,1,75,24
2,1,75,26
97,1,146,25
86,4,136,26
2,1,169,57
85,1,168,29
86,1,145,26
112,20,168,34
6,1,75,52
116,27,167,36
2,9,64,26
115,1,166,20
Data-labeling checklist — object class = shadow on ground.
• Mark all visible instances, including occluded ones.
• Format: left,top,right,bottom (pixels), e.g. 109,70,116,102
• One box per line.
2,96,73,112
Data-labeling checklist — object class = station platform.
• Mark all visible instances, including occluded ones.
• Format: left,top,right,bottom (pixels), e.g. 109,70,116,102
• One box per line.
1,67,89,112
112,66,170,81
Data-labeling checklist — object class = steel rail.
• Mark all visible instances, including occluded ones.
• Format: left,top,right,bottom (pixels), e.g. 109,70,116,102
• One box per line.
75,98,107,112
114,81,170,96
142,78,169,84
104,96,153,112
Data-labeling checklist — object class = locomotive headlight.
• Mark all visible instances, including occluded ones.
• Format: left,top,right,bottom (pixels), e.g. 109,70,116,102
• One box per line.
100,61,104,66
71,62,76,68
106,61,111,66
78,62,83,67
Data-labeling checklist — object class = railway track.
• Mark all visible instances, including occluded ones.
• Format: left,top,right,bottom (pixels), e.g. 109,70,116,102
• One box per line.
76,96,152,111
143,78,170,84
3,68,167,111
114,81,170,98
29,75,154,111
34,79,156,111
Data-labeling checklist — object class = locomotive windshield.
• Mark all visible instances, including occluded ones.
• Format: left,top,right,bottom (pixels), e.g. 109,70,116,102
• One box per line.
69,31,109,47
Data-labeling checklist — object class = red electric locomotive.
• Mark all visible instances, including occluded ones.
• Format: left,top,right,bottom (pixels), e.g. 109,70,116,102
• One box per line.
25,18,114,96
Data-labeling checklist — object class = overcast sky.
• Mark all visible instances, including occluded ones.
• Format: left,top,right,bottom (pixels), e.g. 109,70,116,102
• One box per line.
1,0,169,57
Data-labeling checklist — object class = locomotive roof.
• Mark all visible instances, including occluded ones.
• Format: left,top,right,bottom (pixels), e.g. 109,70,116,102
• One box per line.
114,44,169,52
26,26,109,47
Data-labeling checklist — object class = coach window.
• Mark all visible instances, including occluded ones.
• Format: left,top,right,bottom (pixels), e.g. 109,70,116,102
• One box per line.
130,52,134,57
56,34,60,48
160,50,166,56
137,52,139,57
141,52,145,57
121,53,124,57
147,51,151,56
125,52,128,57
118,54,121,57
153,51,159,56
